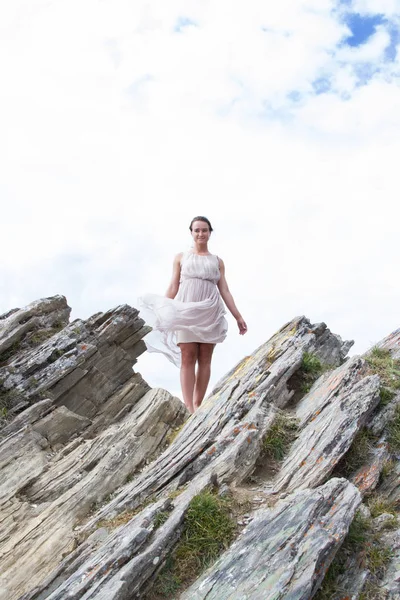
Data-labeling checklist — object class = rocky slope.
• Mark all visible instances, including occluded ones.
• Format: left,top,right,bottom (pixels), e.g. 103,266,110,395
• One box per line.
0,296,399,600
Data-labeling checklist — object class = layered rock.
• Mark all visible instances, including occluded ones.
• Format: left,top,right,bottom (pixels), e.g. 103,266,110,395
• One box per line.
182,478,361,600
0,296,188,600
0,298,399,600
10,316,356,600
274,357,380,494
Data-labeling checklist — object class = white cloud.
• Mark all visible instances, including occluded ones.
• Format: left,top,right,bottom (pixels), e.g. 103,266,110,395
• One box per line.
0,0,399,397
351,0,400,17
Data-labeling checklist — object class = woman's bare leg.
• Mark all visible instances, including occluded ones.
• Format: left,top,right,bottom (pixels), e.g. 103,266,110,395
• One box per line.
179,342,199,413
193,343,215,411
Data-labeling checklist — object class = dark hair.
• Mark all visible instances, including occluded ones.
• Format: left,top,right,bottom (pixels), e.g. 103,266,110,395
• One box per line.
189,216,213,232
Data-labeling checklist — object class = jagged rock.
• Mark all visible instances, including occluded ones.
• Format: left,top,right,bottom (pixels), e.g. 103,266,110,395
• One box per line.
82,317,350,524
0,297,187,600
181,478,361,600
11,316,355,600
2,303,398,600
0,388,187,600
0,296,71,358
273,357,380,494
0,297,151,419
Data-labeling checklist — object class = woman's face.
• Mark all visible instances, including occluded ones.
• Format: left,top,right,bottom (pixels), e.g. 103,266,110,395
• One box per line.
191,220,211,244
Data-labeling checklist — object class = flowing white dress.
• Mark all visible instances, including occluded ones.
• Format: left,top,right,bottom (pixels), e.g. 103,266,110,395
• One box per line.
138,251,228,367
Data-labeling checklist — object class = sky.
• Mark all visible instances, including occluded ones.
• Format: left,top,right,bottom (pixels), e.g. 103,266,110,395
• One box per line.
0,0,399,398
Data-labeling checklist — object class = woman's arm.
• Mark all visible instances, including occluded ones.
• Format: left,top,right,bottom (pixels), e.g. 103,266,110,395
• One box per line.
165,253,183,299
217,258,247,335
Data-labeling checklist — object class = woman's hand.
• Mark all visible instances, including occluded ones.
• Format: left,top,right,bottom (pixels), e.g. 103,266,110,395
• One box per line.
237,318,247,335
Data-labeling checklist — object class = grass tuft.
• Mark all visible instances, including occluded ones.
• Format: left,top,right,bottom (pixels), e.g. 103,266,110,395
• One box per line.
262,413,298,461
0,387,23,413
30,329,56,346
366,347,400,390
380,459,395,480
379,386,395,407
298,352,327,394
301,352,323,374
176,491,235,567
168,488,184,500
147,489,236,599
367,493,397,519
387,404,400,453
0,340,21,365
334,428,376,478
370,347,391,359
153,511,170,530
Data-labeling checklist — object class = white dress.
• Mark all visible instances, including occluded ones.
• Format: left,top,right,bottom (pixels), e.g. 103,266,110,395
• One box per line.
138,251,228,367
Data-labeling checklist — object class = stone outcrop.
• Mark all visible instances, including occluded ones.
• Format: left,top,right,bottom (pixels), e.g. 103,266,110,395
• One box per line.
182,478,361,600
0,296,399,600
0,296,188,600
274,357,380,494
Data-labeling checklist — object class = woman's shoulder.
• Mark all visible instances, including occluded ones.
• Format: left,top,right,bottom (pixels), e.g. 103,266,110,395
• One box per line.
173,251,185,265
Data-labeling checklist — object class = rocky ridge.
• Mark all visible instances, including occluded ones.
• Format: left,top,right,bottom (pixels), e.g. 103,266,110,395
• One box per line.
0,295,399,600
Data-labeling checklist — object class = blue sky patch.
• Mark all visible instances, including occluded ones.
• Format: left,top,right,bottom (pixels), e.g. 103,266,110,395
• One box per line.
312,77,331,95
385,24,399,61
174,17,197,32
287,90,302,102
343,13,384,47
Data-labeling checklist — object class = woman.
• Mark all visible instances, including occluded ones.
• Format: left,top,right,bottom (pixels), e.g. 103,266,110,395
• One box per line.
139,216,247,413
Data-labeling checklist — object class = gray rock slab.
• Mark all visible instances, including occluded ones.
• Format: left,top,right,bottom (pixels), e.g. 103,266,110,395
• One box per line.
0,296,70,357
32,406,91,446
84,372,151,436
5,317,351,600
85,318,353,528
274,357,380,494
0,388,187,600
380,460,400,506
20,476,213,600
181,478,361,600
0,428,49,503
0,301,150,449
